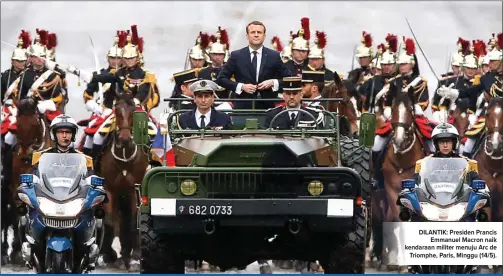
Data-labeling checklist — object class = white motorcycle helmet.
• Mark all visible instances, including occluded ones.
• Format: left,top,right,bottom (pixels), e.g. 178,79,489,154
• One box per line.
431,123,460,151
49,114,79,142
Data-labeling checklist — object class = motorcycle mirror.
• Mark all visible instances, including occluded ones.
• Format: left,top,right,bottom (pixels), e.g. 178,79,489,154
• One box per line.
471,180,486,191
401,178,416,190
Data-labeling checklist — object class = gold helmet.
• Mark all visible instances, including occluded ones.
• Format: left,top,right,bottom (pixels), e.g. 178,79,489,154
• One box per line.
209,26,229,55
108,30,128,58
397,37,416,64
29,28,48,58
291,18,310,51
308,31,327,59
12,30,31,61
355,31,373,58
189,32,210,61
381,33,398,65
122,25,144,61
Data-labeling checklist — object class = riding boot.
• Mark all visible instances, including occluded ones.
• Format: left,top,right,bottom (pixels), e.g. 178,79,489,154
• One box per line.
91,144,103,176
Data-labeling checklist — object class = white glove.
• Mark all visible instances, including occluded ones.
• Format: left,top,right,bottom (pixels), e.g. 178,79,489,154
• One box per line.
37,100,56,114
45,59,57,71
413,104,424,116
468,114,477,126
383,107,392,121
447,88,459,101
85,100,103,115
133,98,141,106
375,84,389,102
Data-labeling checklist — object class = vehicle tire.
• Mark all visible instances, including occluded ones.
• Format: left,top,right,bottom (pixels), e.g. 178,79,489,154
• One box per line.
322,209,366,274
50,251,66,274
340,137,372,246
140,214,185,274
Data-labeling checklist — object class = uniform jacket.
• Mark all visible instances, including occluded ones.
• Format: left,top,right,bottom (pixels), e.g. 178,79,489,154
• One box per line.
263,105,319,130
432,75,477,112
458,71,503,109
31,146,94,176
1,67,23,102
14,66,66,104
177,107,232,130
384,72,429,110
83,67,119,109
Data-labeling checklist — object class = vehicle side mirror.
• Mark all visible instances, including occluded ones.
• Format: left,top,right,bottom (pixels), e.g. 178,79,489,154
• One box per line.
359,113,376,148
19,174,40,187
132,110,150,146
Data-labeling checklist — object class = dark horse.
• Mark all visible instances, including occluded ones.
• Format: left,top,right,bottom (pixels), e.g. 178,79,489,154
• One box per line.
451,98,471,152
98,92,149,271
381,88,424,273
2,97,51,264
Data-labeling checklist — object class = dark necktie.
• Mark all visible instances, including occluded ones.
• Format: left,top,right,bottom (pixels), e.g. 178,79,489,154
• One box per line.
200,115,206,129
252,51,258,83
290,112,296,122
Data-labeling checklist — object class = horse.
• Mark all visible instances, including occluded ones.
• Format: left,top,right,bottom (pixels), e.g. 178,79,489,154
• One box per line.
322,72,360,136
3,97,52,264
451,98,471,152
98,92,149,271
475,96,503,223
380,88,425,273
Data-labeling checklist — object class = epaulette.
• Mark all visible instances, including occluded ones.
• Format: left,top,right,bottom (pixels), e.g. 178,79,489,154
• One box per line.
473,75,481,85
420,76,428,83
193,67,207,77
462,157,479,172
414,159,422,173
31,148,52,166
110,68,118,75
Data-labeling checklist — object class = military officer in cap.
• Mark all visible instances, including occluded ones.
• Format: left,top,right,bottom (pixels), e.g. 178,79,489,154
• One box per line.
2,30,31,102
284,18,310,77
264,77,319,129
169,69,199,111
177,79,232,130
198,27,231,98
301,70,325,109
305,31,336,84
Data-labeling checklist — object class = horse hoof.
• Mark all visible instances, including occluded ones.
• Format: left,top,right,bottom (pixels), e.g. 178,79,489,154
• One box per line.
259,265,273,274
280,260,293,270
398,266,409,274
294,260,306,271
200,261,210,272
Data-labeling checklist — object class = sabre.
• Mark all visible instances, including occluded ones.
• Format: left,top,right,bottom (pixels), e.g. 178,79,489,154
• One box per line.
350,44,357,71
368,54,381,113
88,35,104,105
404,17,440,83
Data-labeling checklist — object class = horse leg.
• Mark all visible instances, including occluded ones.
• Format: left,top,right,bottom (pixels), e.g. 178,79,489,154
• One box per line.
118,192,136,271
99,190,117,267
370,189,386,269
258,260,272,274
10,214,23,265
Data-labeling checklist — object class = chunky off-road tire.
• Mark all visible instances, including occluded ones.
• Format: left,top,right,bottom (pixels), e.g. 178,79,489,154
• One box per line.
139,214,184,274
340,137,372,246
322,210,367,274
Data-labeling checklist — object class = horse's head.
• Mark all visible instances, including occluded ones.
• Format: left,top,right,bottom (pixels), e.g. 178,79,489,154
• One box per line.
323,72,359,135
452,98,470,140
484,96,503,159
13,97,45,152
114,92,137,146
391,88,415,153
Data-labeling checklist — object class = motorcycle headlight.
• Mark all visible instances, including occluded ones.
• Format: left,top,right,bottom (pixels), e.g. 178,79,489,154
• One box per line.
37,197,85,217
420,202,468,221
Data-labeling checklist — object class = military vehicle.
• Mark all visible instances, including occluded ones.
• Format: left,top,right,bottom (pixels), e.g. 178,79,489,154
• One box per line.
133,98,376,274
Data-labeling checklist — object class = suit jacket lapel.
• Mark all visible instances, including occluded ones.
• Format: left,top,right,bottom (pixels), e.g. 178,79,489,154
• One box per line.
189,110,199,129
259,48,268,82
243,47,255,82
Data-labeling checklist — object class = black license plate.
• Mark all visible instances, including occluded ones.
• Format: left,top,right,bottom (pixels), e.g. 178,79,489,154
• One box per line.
176,202,233,216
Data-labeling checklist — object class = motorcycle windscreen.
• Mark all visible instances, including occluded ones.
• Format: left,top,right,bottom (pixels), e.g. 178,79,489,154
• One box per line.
37,153,88,201
418,158,469,206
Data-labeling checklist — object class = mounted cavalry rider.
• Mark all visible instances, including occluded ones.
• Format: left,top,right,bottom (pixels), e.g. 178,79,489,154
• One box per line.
412,123,484,190
436,32,502,158
431,38,477,124
80,30,126,157
284,18,310,77
187,32,210,70
84,25,160,168
348,31,374,85
361,33,399,113
305,30,335,84
198,26,231,99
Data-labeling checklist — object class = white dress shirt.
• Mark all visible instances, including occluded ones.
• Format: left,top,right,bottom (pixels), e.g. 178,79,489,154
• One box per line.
235,46,280,95
195,108,212,128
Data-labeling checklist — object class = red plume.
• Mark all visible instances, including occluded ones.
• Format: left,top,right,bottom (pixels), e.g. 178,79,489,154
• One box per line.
473,40,485,58
316,31,327,49
131,25,139,45
300,17,310,40
219,26,230,50
46,33,57,50
362,31,372,47
19,30,32,49
385,33,398,53
137,37,144,53
377,43,385,54
36,29,48,45
460,39,470,55
457,37,464,47
405,38,415,55
117,31,127,48
497,33,502,50
199,32,210,49
271,36,283,52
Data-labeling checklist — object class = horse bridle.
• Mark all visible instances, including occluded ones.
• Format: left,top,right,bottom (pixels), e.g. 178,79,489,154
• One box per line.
391,121,417,153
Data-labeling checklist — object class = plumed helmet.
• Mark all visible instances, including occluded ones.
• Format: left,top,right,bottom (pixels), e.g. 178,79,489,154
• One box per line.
431,123,460,151
49,114,79,142
292,18,310,51
355,31,373,58
209,26,229,55
12,30,32,61
308,31,327,59
397,37,416,64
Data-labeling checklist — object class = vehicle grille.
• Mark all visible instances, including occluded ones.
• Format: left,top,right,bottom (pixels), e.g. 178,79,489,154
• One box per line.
43,217,78,229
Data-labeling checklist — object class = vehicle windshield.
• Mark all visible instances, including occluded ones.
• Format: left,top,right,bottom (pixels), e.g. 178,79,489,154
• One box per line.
37,153,88,200
418,158,468,206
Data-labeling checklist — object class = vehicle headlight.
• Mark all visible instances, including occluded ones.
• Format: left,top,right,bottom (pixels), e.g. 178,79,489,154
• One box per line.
180,179,197,196
420,202,467,221
308,180,324,196
37,197,85,217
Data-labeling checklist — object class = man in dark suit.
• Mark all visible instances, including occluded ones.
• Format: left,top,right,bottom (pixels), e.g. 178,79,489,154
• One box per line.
216,21,292,109
177,80,232,130
263,77,319,129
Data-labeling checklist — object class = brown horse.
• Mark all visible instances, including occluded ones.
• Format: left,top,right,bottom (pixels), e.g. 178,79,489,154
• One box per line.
322,72,359,136
475,96,503,223
99,92,149,271
381,89,424,272
5,97,52,263
451,98,471,151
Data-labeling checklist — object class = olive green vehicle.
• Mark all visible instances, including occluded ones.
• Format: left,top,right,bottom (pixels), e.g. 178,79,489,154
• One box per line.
132,99,376,274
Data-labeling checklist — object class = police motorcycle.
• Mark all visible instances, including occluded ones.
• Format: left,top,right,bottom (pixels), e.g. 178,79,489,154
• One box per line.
397,157,490,274
16,153,107,273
